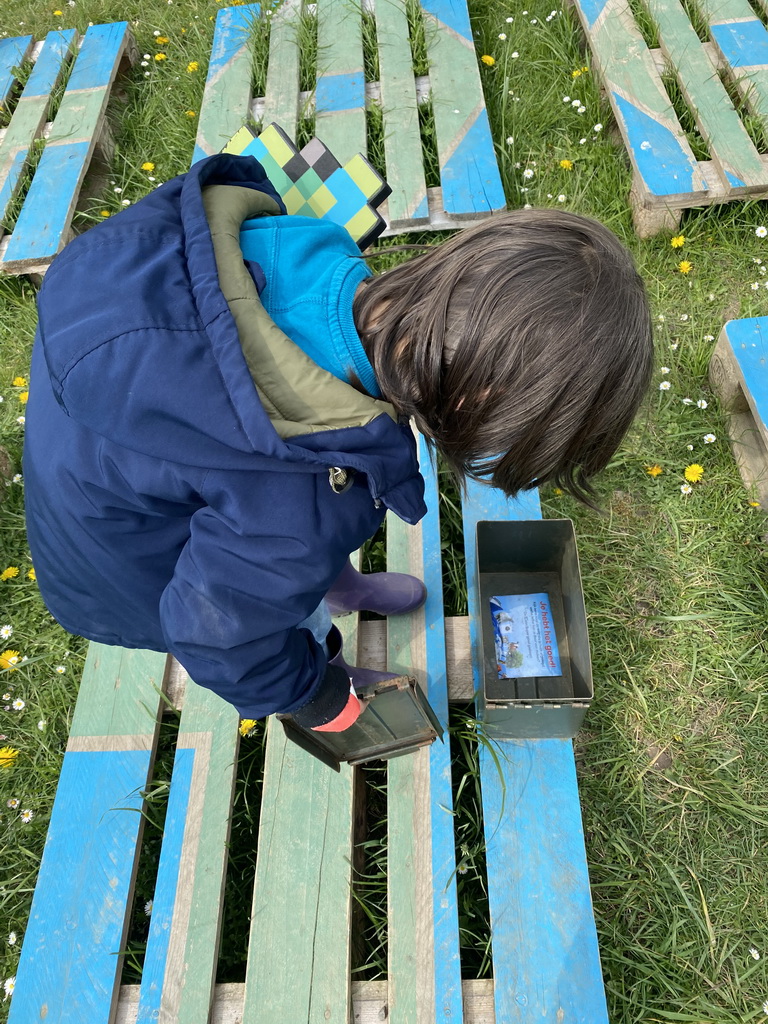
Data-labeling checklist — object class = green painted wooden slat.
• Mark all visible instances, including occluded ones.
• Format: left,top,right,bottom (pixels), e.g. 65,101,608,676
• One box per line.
261,0,302,139
69,643,168,740
573,0,707,201
374,0,428,228
193,4,259,165
242,717,355,1024
387,522,436,1024
138,674,240,1022
648,0,765,190
314,0,367,165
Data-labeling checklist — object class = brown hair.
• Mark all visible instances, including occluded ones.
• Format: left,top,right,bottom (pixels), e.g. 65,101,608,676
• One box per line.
353,208,653,504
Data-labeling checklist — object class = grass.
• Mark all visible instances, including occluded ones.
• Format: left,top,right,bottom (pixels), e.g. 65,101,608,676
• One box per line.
1,0,768,1019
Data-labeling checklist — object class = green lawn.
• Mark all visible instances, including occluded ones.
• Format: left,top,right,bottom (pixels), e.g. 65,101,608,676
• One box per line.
1,0,768,1020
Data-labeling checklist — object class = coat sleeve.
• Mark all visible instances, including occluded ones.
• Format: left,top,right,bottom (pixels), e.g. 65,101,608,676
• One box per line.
158,465,381,721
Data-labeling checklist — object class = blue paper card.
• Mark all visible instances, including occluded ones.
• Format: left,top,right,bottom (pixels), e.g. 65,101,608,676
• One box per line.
490,593,562,678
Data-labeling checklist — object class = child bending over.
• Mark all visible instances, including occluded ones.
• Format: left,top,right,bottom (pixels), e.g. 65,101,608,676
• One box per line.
23,153,652,732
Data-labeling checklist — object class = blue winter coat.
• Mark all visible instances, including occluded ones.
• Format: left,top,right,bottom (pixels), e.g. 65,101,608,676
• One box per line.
23,153,426,721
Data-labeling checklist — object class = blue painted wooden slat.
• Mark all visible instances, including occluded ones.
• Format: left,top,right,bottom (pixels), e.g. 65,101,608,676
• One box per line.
7,750,150,1024
724,317,768,424
710,18,768,69
136,748,194,1022
461,479,610,1023
3,140,90,262
418,434,464,1020
0,36,33,106
66,21,129,91
20,30,73,98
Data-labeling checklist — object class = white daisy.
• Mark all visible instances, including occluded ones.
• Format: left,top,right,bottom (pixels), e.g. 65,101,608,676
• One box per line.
756,226,767,238
0,626,12,640
703,434,716,443
3,976,15,1000
19,809,34,824
659,381,671,390
697,399,708,409
55,665,66,674
681,483,693,495
7,933,15,946
11,699,24,711
522,168,534,179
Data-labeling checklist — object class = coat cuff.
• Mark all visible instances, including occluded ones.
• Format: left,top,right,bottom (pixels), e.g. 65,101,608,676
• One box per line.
289,662,351,728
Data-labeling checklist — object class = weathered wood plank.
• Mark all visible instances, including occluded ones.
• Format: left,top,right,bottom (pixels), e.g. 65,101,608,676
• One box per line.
261,0,302,137
647,0,765,191
0,35,33,109
8,645,167,1024
374,0,428,227
572,0,706,201
2,22,134,271
460,480,609,1023
420,0,506,217
193,4,259,165
136,678,239,1024
118,979,497,1023
386,433,463,1023
315,0,367,164
709,318,768,505
0,30,75,226
242,717,355,1023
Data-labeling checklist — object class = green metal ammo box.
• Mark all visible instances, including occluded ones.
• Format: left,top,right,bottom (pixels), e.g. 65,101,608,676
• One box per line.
476,518,593,739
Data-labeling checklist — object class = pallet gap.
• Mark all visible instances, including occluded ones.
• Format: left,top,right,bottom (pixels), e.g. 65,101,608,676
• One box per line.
661,67,711,161
118,708,181,986
362,8,380,83
299,6,319,96
438,456,468,618
215,718,267,983
406,0,431,78
251,8,273,102
747,0,768,29
365,100,388,197
626,0,660,50
351,760,389,979
679,0,711,41
718,67,768,152
449,704,493,979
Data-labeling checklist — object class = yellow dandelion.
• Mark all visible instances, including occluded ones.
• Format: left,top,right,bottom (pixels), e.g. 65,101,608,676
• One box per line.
53,9,62,15
671,234,685,248
552,487,563,496
0,567,19,581
481,55,495,66
156,36,169,44
560,159,574,170
185,110,196,118
186,61,199,72
239,718,258,737
100,210,110,217
678,260,692,274
141,162,155,172
582,65,589,72
154,52,167,61
571,69,582,77
684,463,704,483
0,650,20,671
646,464,663,477
749,500,761,507
27,567,36,581
19,391,28,404
12,376,26,387
0,747,19,769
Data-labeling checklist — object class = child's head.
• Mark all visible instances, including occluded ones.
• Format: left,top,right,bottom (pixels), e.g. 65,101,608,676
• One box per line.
354,208,653,504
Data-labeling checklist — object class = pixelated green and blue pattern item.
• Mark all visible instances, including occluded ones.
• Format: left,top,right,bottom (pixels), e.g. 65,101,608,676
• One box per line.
223,123,391,250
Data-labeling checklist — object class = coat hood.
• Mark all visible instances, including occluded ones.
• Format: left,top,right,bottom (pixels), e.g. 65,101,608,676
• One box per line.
35,154,426,525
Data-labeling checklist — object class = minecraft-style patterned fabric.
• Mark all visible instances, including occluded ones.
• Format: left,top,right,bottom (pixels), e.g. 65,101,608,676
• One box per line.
223,122,391,250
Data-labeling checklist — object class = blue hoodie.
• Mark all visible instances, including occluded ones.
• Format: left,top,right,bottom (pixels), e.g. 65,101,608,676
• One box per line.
23,153,426,723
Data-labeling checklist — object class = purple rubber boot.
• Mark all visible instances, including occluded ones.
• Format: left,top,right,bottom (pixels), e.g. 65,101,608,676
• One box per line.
325,559,427,617
326,625,399,688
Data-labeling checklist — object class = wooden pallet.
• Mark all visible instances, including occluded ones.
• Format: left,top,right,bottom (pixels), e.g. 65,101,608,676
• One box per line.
194,1,506,235
0,23,136,276
571,0,768,236
709,317,768,504
8,436,609,1024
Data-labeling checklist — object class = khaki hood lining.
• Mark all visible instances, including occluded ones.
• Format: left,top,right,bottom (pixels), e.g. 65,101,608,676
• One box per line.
202,184,396,439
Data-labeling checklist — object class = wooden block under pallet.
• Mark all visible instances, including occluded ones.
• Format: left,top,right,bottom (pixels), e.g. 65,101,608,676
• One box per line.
709,318,768,505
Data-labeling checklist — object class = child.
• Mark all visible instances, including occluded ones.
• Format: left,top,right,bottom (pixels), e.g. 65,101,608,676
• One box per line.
23,152,652,732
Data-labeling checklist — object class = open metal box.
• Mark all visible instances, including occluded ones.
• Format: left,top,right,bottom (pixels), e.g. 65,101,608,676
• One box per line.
279,674,443,770
476,518,593,739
